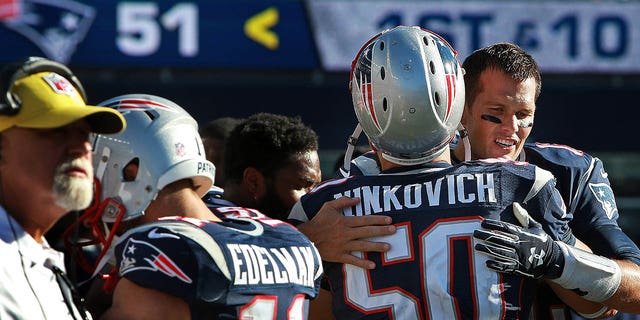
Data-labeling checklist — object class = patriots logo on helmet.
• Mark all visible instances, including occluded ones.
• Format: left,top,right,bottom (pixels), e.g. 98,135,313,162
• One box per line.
119,237,193,284
352,43,382,132
0,0,95,64
589,183,618,219
434,38,459,122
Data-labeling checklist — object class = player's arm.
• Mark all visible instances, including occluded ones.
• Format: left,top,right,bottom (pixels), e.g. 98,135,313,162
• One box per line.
475,203,640,314
558,157,640,313
546,281,617,319
570,158,640,264
544,252,640,317
102,277,190,320
603,259,640,311
545,238,618,319
291,197,395,270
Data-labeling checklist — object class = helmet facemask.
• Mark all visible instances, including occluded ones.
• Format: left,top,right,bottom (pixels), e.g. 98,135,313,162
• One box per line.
62,179,127,275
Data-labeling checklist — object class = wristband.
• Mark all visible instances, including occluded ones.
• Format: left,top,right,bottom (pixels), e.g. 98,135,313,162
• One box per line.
550,241,621,302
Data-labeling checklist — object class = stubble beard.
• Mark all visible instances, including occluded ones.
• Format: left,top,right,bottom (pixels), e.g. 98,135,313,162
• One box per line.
53,158,94,211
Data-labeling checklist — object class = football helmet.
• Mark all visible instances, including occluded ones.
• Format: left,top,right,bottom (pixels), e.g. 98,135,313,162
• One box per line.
350,26,465,165
64,94,214,274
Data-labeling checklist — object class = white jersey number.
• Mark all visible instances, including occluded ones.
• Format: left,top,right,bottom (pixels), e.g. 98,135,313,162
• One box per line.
344,218,504,319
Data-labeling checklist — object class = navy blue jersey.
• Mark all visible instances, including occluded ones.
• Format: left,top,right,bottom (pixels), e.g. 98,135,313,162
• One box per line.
347,145,640,264
293,160,574,320
517,143,640,319
519,142,640,265
347,145,640,319
113,209,323,320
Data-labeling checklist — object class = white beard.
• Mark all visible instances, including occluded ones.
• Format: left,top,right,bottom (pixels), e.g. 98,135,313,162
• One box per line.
53,158,94,211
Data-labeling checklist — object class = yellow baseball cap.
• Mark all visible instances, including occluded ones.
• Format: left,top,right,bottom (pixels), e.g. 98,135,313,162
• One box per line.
0,71,126,133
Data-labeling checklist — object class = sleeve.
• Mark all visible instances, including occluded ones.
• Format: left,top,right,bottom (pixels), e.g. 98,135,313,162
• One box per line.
585,224,640,265
570,158,620,232
287,188,331,225
523,167,576,246
539,182,576,246
568,158,640,264
114,223,230,304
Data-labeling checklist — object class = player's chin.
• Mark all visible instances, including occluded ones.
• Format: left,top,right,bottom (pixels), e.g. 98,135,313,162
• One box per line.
488,149,514,160
492,144,518,160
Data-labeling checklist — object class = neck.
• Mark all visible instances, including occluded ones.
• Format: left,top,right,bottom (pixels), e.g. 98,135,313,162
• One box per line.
0,184,65,243
220,181,256,208
453,140,466,162
378,151,451,171
142,179,220,224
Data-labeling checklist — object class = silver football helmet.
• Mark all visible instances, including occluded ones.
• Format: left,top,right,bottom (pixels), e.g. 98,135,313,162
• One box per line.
349,26,465,166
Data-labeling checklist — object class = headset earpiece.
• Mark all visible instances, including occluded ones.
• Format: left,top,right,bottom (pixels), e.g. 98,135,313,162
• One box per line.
0,57,87,116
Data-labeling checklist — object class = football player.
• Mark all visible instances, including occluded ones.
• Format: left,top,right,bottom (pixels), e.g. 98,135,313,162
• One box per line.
212,113,322,221
289,26,603,319
65,94,323,319
341,42,640,318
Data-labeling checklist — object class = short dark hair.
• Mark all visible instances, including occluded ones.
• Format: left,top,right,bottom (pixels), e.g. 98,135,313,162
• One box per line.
462,43,541,108
200,117,243,141
224,113,319,182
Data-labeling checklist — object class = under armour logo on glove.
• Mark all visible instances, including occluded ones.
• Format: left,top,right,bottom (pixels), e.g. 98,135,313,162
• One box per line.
473,203,564,279
529,247,546,267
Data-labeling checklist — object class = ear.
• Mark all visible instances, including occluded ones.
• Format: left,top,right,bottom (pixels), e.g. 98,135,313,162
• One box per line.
242,167,266,199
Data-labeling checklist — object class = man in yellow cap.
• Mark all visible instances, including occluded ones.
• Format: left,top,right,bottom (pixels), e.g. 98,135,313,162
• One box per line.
0,57,125,320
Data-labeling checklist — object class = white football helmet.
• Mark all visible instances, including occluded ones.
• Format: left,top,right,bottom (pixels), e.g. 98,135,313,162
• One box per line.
349,26,465,166
93,93,214,222
63,94,214,274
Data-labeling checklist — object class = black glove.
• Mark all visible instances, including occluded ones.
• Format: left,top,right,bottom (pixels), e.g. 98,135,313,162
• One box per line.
473,203,565,279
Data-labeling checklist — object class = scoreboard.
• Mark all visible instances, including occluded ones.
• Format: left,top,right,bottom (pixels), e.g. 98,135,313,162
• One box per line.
1,0,640,73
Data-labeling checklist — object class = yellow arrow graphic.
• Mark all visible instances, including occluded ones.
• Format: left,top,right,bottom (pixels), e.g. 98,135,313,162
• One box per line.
244,6,279,50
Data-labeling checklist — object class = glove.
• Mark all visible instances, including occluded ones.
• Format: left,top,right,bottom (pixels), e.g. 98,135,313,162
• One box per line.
473,203,565,279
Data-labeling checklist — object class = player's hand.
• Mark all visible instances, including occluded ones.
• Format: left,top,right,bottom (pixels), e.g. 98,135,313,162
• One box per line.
473,203,564,279
297,197,395,270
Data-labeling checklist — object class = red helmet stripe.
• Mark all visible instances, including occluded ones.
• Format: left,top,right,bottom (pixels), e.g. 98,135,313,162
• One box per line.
358,72,380,130
363,82,379,129
445,74,456,121
115,99,174,111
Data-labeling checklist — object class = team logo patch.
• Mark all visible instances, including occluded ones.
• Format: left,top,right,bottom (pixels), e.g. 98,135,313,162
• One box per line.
119,237,192,284
352,44,381,132
434,38,458,121
42,72,76,96
588,183,618,219
1,0,95,63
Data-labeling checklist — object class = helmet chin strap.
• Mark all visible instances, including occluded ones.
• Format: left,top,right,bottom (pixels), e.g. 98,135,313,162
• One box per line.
457,123,471,161
339,124,363,177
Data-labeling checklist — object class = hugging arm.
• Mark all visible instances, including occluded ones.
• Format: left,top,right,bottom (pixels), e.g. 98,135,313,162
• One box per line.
294,197,396,270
